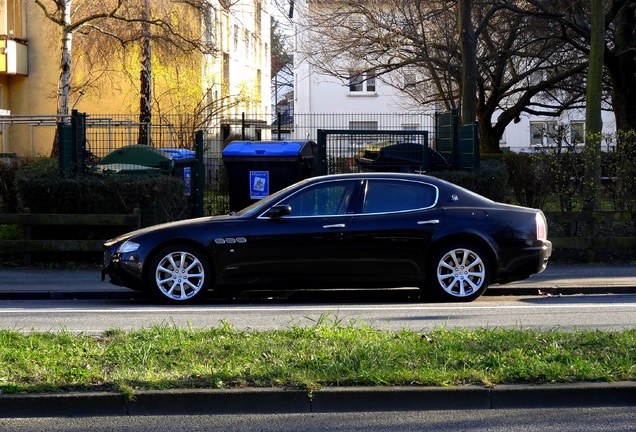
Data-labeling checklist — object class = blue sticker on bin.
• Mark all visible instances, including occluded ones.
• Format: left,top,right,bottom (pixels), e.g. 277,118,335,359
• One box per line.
250,171,269,199
183,167,191,196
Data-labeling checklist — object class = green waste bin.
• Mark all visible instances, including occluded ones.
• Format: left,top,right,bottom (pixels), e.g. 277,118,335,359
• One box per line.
95,145,173,176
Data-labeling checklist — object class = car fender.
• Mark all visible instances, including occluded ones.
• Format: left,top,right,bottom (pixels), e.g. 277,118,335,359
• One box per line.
429,224,502,278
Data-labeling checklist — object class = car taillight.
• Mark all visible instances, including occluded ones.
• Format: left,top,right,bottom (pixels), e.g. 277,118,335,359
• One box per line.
535,212,547,241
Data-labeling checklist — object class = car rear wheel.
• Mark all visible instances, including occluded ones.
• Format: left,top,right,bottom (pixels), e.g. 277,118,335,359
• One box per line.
429,244,490,302
148,245,211,303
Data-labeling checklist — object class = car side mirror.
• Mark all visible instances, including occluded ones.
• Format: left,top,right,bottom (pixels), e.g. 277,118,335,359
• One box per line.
267,204,292,218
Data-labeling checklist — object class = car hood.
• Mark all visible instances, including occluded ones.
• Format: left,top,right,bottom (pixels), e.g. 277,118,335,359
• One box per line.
104,214,236,246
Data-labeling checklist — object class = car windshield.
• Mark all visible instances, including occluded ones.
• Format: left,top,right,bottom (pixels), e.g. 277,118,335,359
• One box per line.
235,179,312,217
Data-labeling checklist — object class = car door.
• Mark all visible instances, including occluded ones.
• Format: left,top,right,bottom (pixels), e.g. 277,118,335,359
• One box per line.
348,178,444,281
248,179,361,285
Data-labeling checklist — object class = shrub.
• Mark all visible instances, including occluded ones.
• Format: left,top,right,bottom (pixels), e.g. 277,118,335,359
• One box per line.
501,153,552,209
0,154,24,213
604,131,636,212
15,158,190,227
434,158,510,203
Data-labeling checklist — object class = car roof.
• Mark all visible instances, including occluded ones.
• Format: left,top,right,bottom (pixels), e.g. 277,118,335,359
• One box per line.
307,172,442,184
304,173,495,206
309,172,443,182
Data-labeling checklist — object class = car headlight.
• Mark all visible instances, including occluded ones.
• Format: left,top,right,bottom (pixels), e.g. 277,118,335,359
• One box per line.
118,241,140,254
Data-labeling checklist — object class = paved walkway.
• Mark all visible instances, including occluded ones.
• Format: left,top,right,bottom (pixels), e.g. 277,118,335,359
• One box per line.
0,264,635,299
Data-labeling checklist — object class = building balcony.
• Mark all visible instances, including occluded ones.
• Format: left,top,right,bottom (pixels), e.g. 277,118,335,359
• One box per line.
0,38,27,75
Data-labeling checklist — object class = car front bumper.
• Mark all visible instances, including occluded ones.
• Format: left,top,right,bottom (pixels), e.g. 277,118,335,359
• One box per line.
102,247,145,290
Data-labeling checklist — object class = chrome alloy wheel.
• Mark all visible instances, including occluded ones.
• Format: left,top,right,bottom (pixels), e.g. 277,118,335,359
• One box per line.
436,248,486,298
155,250,205,301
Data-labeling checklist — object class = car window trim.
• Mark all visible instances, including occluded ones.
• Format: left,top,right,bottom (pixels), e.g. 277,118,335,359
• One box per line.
256,179,363,220
357,178,439,216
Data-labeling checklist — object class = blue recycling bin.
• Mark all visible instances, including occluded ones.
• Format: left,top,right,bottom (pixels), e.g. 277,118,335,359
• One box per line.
159,148,196,196
222,140,316,211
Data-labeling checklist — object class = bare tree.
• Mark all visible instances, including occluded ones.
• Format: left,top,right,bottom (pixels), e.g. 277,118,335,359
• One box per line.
296,0,588,153
35,0,217,154
271,15,294,112
34,0,123,127
521,0,636,135
458,0,477,124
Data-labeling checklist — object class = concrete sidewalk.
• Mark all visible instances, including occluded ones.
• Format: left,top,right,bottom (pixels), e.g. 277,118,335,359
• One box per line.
0,264,635,300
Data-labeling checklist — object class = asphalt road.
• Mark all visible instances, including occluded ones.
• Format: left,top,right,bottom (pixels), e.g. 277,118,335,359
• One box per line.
1,264,635,419
1,294,636,333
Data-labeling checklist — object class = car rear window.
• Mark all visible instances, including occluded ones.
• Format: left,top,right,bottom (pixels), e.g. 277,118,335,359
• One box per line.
362,180,437,214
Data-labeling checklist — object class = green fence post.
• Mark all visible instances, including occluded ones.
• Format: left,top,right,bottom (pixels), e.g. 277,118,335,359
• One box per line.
194,130,205,217
58,123,72,176
316,129,328,176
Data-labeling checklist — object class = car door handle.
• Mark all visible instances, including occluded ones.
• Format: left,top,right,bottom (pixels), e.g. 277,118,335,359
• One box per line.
323,224,346,229
417,220,440,225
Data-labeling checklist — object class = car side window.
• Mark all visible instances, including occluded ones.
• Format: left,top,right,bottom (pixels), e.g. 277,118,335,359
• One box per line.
362,180,437,214
279,181,357,217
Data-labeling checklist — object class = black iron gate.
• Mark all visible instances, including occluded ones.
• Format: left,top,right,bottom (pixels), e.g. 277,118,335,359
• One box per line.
436,110,480,170
316,129,430,175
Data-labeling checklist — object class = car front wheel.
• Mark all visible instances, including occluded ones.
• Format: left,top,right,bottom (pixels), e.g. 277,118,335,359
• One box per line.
148,245,211,303
429,244,490,302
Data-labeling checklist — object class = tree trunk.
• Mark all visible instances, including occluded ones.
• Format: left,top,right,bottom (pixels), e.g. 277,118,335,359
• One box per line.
477,118,503,154
51,0,73,157
458,0,477,125
138,0,152,146
608,2,636,133
583,0,605,261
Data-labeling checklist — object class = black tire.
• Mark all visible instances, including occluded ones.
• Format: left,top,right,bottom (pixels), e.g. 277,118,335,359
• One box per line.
427,243,490,302
147,245,212,303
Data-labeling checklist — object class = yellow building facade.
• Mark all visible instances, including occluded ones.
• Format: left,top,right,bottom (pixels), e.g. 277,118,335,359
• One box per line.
0,0,271,157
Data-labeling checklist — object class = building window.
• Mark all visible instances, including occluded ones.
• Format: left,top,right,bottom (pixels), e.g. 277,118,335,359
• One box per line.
530,121,558,147
1,0,25,39
222,53,230,98
255,0,262,38
401,123,419,131
349,121,377,130
349,121,377,147
570,122,585,144
403,73,417,88
349,71,376,93
530,122,543,146
544,122,558,145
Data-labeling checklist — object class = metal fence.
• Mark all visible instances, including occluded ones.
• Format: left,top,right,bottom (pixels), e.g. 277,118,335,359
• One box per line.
200,112,438,214
7,112,440,216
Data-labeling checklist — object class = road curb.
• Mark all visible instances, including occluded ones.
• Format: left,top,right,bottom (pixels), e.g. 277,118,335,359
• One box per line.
490,382,636,409
2,383,635,418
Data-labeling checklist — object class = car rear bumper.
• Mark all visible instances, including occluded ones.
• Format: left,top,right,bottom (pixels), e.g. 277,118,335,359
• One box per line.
497,240,552,284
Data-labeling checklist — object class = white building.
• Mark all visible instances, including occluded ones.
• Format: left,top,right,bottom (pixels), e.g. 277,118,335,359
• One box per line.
291,0,616,153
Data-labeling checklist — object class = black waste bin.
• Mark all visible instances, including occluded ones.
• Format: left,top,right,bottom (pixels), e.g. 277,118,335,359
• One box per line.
222,140,317,211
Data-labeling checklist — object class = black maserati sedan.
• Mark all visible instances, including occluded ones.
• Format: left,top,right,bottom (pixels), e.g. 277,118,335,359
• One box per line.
102,173,552,304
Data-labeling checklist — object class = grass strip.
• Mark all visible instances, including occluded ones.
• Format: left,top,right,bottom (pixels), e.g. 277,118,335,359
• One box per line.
1,321,635,395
